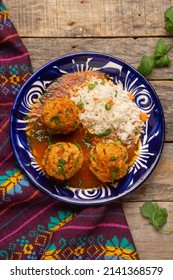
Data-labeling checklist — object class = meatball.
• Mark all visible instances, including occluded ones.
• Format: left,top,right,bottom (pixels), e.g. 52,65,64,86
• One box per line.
41,96,80,134
42,142,83,181
88,142,128,183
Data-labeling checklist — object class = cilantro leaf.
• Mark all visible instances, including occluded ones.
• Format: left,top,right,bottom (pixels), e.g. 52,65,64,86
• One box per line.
153,207,168,229
137,40,173,76
164,6,173,33
154,55,171,67
153,39,173,67
154,39,172,58
137,55,155,77
140,202,173,233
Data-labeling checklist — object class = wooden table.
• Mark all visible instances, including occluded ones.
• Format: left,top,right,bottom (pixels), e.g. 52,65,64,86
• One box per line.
6,0,173,260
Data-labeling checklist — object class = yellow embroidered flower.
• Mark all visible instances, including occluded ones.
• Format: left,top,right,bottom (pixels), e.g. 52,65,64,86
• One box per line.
9,75,20,85
23,244,34,255
74,246,84,257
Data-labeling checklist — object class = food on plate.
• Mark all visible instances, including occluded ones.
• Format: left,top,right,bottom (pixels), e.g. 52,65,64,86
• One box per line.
88,142,129,182
27,70,148,188
42,142,83,180
41,96,80,134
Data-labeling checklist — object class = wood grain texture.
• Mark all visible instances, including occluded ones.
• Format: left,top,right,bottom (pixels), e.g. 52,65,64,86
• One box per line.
21,37,173,79
123,202,173,259
122,143,173,202
6,0,173,37
4,0,173,260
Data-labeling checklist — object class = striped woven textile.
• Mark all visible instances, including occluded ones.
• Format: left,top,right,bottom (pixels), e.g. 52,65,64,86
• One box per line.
0,1,139,260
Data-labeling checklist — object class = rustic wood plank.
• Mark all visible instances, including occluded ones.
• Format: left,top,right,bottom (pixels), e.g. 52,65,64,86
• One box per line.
22,37,173,80
123,202,173,259
7,0,171,37
122,143,173,202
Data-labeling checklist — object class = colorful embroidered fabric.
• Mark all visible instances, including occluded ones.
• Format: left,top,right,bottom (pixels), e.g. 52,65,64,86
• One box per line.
0,1,139,260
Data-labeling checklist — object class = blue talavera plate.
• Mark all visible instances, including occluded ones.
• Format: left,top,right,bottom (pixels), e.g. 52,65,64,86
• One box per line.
10,52,165,205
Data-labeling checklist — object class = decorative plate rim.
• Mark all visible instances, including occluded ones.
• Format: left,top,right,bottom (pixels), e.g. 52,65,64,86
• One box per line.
10,52,165,205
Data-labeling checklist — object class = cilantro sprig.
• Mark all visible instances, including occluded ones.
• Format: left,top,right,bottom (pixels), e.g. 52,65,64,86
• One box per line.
140,202,173,233
137,6,173,77
137,39,173,76
164,6,173,33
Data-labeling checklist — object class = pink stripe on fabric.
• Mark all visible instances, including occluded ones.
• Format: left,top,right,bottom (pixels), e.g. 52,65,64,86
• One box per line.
0,52,29,62
59,223,129,231
0,152,13,167
0,200,59,243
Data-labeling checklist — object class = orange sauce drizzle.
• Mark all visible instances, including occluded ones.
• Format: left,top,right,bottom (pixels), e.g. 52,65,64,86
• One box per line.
28,121,139,189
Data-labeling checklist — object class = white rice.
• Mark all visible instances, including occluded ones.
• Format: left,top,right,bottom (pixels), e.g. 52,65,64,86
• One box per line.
69,76,144,146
